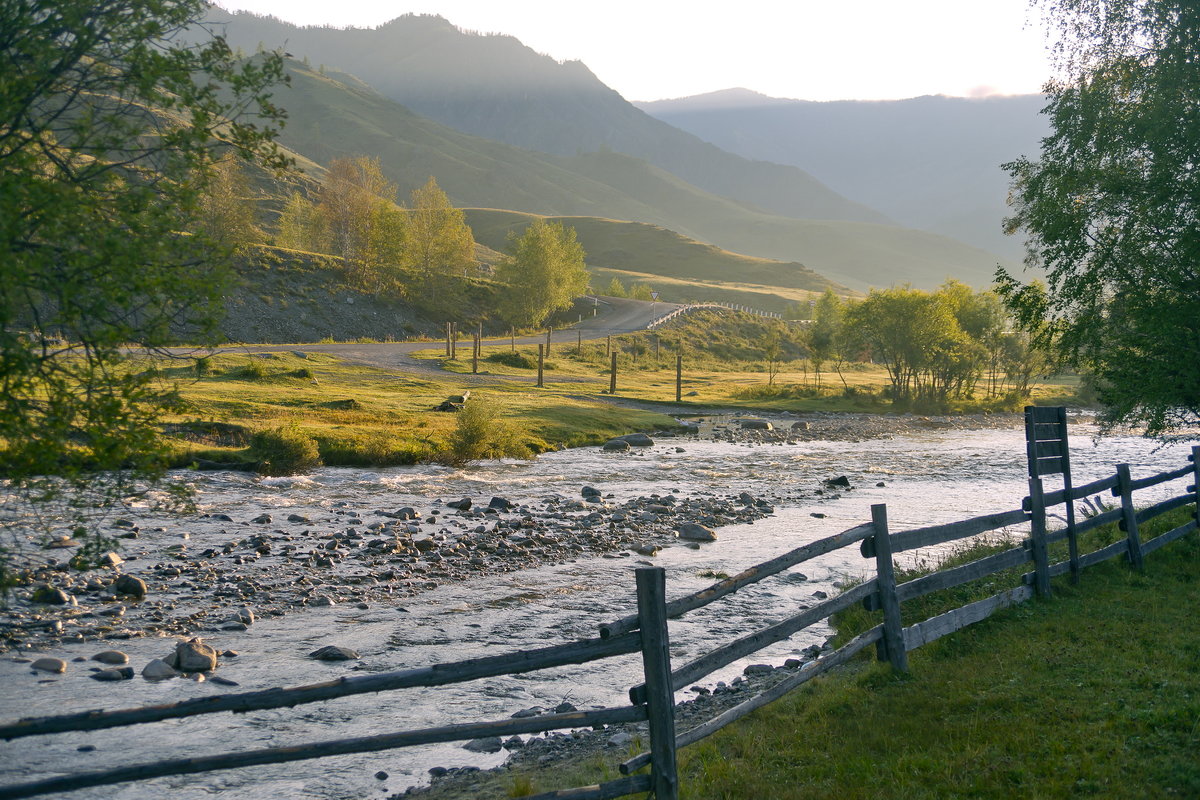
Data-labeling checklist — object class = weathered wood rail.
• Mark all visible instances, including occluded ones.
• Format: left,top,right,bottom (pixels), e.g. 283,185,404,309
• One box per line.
2,445,1198,800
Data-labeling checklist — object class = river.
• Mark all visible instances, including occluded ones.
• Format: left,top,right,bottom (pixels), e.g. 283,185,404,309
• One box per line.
0,417,1193,799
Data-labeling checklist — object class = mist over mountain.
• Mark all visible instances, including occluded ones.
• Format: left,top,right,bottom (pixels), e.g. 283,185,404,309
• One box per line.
638,90,1050,260
205,8,889,226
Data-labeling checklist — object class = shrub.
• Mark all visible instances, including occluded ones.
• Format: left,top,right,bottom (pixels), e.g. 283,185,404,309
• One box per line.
231,360,270,380
194,356,212,377
440,398,530,467
250,424,322,475
486,351,537,369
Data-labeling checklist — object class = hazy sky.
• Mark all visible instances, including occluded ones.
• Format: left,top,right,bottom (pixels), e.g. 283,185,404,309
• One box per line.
213,0,1054,102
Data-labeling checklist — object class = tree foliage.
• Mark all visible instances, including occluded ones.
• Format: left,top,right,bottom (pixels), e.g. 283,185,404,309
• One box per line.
496,220,589,328
0,0,288,570
998,0,1200,435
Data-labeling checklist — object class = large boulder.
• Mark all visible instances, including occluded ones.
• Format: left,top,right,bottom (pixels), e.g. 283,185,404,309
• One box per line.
602,439,631,452
114,574,147,598
165,638,218,672
677,523,717,542
739,418,774,431
618,433,655,447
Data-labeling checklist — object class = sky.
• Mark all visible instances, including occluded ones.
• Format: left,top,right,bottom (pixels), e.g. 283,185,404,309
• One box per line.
212,0,1055,103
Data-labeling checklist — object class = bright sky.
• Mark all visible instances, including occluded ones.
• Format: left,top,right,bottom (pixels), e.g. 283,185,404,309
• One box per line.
213,0,1054,102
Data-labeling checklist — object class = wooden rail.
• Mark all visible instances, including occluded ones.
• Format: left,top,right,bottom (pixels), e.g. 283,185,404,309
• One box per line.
3,446,1197,800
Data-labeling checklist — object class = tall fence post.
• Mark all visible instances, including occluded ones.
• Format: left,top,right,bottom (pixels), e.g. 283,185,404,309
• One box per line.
445,322,451,358
472,334,479,374
537,344,544,388
1192,446,1200,524
675,353,682,402
1028,477,1052,597
871,504,908,672
1115,463,1145,569
609,351,617,394
450,322,457,360
635,567,678,800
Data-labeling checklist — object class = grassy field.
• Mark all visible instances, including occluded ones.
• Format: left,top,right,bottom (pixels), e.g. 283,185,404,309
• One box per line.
474,510,1199,799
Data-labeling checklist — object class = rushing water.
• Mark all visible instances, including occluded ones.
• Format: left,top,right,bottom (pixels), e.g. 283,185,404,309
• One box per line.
0,419,1193,799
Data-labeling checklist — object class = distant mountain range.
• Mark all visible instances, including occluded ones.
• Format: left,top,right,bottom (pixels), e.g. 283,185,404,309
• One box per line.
638,89,1050,261
206,8,1044,291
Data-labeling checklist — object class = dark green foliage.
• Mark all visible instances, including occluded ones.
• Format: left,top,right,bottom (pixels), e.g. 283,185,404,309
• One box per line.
496,220,589,328
250,425,323,476
439,398,531,467
486,351,538,369
999,0,1200,437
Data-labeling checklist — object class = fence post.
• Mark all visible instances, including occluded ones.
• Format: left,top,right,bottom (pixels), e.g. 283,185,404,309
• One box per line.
635,567,678,800
675,353,682,402
450,322,457,360
445,322,451,358
1192,446,1200,525
472,334,479,374
609,351,617,394
1028,477,1052,597
537,344,544,388
1115,463,1145,569
871,504,908,672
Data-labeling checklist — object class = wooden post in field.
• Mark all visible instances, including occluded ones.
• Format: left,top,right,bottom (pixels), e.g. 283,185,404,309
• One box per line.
635,567,679,800
870,504,908,672
546,327,552,357
609,351,617,394
1191,446,1200,525
450,322,457,359
675,353,682,402
1028,477,1052,597
445,322,451,357
537,344,544,388
1115,464,1145,569
472,334,479,374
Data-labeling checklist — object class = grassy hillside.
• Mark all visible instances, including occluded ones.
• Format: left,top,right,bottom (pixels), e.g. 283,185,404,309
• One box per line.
260,61,1009,290
464,209,843,298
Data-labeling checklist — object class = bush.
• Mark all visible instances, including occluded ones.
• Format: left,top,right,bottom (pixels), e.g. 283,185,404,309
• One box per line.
231,360,270,380
250,424,322,476
485,351,537,369
194,356,212,377
440,399,530,466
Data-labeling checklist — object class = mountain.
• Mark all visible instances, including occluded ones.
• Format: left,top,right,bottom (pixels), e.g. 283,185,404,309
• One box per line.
205,8,889,226
638,90,1050,261
271,61,1006,290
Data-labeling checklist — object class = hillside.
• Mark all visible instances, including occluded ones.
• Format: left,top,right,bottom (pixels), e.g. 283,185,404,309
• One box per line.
639,90,1050,261
205,8,890,226
267,63,1007,290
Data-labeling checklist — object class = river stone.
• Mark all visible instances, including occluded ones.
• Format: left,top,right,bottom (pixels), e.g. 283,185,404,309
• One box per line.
309,645,359,661
463,736,503,753
31,585,71,605
743,663,774,676
602,439,631,452
739,418,773,430
618,433,655,446
141,658,179,681
581,486,601,498
607,731,634,748
677,523,717,542
446,498,472,511
91,667,134,681
91,650,129,665
824,475,852,488
488,496,515,511
165,638,218,672
31,657,67,674
113,574,147,598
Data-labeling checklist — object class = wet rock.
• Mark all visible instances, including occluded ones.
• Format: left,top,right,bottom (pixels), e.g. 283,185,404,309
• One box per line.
743,663,773,676
97,552,124,568
824,475,852,488
601,439,631,452
677,523,717,542
791,421,811,431
45,536,79,549
553,702,578,714
165,638,218,672
511,707,541,719
31,585,71,605
141,658,179,681
113,574,147,599
503,736,524,750
286,513,311,524
617,433,655,447
446,498,472,511
309,645,359,661
252,513,272,524
739,419,773,431
91,650,129,665
90,667,134,681
488,497,515,511
375,771,389,780
607,731,633,748
463,736,503,753
31,657,67,674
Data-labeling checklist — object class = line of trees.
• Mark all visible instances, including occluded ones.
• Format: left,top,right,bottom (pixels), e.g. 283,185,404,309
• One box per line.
799,283,1047,407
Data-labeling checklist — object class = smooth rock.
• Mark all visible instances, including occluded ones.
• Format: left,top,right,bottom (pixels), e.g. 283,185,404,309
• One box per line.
309,645,360,661
618,433,655,447
141,658,179,681
31,585,71,605
91,650,129,665
601,439,631,452
446,498,472,511
743,663,774,676
462,737,503,753
113,574,147,599
90,667,134,681
165,638,218,672
677,523,717,542
31,657,67,674
739,419,773,430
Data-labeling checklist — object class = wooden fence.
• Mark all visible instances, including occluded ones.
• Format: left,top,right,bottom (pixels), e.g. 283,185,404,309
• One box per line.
2,446,1198,800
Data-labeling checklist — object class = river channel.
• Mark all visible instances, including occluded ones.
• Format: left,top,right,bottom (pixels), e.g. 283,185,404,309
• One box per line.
0,416,1193,799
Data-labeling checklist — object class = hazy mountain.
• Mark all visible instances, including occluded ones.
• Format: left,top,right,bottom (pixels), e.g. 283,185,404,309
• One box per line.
270,61,1005,290
205,8,889,226
638,90,1050,261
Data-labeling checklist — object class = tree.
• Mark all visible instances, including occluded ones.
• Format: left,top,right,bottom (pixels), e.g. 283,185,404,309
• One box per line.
496,220,589,328
605,277,627,298
0,1,288,572
276,190,328,253
998,0,1200,436
404,176,476,280
317,155,401,278
809,289,843,388
195,159,262,248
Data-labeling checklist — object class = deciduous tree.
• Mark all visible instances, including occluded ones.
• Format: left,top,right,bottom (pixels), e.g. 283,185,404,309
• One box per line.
496,220,589,328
